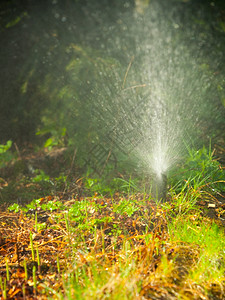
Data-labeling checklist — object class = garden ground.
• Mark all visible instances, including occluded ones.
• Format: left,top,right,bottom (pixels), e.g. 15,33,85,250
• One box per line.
0,144,225,299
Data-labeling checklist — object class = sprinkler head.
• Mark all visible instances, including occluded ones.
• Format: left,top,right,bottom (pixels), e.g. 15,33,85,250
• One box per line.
152,173,167,202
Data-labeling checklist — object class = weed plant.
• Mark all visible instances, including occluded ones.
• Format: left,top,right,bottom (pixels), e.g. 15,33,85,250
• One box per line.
84,173,140,197
0,140,15,168
169,145,225,196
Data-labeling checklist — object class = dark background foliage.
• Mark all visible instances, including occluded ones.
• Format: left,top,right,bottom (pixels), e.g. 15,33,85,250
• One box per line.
0,0,225,162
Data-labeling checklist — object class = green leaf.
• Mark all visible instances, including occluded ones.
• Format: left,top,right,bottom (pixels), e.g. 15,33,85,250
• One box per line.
44,138,54,148
0,140,12,154
8,203,20,213
5,12,27,28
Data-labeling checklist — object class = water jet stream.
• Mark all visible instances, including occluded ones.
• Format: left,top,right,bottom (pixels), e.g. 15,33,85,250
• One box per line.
151,173,167,202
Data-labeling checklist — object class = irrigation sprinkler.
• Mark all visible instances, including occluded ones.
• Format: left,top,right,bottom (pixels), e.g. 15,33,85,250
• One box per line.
151,173,167,202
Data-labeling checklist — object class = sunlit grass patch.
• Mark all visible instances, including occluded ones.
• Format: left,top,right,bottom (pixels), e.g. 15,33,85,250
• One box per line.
168,214,225,294
47,229,169,299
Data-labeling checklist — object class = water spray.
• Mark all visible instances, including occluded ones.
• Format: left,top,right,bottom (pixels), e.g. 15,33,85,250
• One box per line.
151,173,167,202
71,0,224,202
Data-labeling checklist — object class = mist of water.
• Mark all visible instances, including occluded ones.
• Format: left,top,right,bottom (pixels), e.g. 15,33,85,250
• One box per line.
90,1,222,187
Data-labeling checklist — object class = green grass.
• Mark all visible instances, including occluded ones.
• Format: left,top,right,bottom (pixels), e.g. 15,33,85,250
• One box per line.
1,145,225,299
2,188,225,299
169,216,225,283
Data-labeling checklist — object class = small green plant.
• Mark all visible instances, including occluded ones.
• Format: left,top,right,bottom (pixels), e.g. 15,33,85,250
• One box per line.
112,176,139,195
8,203,20,213
113,198,138,217
166,179,201,216
64,200,96,233
0,277,6,299
0,140,14,167
30,231,35,261
8,198,66,215
5,260,10,282
0,140,12,154
68,200,89,220
57,255,60,275
170,145,225,194
2,278,6,300
24,259,28,281
36,126,67,150
32,169,51,183
109,223,122,237
24,198,42,212
84,174,139,196
41,200,65,212
33,265,37,295
84,176,112,195
36,246,41,272
92,216,113,226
